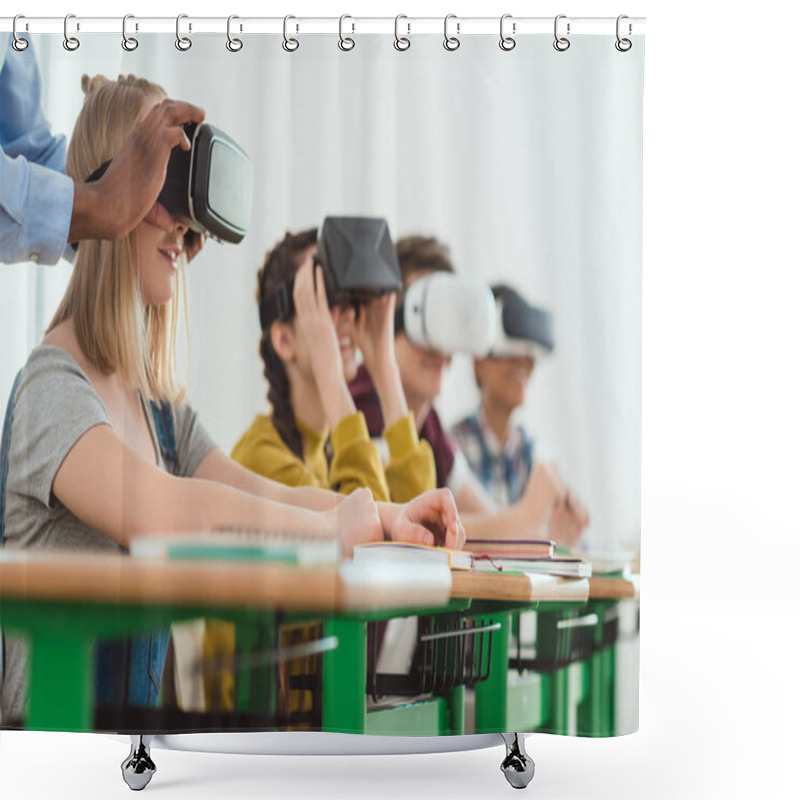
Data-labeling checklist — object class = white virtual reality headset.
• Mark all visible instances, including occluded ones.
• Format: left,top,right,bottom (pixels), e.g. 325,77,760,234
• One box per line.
394,272,497,356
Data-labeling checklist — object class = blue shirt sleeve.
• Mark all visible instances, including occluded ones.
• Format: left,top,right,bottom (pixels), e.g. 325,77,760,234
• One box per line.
0,35,73,266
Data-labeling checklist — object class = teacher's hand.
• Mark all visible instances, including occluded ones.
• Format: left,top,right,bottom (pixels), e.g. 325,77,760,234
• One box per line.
69,98,206,244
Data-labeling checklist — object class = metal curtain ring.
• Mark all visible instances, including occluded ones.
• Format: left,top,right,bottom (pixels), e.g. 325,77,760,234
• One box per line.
553,14,570,51
443,14,460,51
122,14,138,51
499,14,515,51
12,15,29,51
176,14,192,51
283,15,299,52
615,14,632,52
339,14,355,51
63,14,80,51
394,14,410,51
226,15,243,52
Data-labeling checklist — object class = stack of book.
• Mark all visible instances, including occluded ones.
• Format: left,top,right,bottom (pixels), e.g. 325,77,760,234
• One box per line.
130,532,594,580
352,539,591,579
466,539,592,579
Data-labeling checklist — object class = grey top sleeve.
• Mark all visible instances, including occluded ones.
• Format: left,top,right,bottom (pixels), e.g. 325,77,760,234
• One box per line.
171,400,217,478
8,346,109,509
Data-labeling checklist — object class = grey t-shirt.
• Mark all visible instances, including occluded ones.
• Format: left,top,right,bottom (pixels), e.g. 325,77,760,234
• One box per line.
1,345,216,723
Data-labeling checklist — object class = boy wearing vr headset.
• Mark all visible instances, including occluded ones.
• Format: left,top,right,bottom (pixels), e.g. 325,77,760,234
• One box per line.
351,236,589,548
452,284,553,508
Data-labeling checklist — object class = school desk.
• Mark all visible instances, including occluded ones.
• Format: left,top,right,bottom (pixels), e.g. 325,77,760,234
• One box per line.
0,551,634,737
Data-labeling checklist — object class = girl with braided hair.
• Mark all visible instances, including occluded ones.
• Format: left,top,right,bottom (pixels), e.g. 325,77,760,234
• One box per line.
232,229,438,503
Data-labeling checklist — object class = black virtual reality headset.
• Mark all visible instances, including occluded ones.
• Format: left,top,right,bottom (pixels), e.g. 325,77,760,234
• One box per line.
490,286,554,359
260,216,402,329
78,122,253,248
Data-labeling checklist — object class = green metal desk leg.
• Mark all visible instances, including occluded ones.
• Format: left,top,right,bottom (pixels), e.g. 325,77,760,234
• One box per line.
474,612,509,733
577,643,617,736
552,666,570,735
605,644,616,735
440,684,465,735
578,651,603,735
322,618,366,734
27,633,93,731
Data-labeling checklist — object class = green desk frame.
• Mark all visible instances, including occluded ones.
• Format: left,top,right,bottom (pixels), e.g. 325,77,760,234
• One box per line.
2,595,624,738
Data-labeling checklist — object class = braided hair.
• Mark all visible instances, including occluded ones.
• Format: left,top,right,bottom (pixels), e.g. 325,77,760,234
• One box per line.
256,228,318,460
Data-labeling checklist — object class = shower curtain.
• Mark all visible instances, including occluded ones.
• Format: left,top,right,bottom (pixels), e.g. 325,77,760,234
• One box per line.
0,17,643,757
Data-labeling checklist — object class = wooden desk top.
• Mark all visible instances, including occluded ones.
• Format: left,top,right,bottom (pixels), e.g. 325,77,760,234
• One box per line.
0,551,345,611
0,551,636,612
450,571,636,602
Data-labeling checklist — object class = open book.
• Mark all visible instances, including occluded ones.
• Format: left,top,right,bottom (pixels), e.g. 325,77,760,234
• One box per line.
352,541,474,571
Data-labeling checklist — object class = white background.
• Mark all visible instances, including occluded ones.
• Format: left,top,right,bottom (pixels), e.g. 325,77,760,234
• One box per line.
1,1,799,799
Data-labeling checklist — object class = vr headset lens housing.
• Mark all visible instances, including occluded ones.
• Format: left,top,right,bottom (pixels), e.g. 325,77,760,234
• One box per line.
80,122,253,249
316,217,402,303
160,122,253,244
491,292,555,359
398,273,497,356
260,216,402,328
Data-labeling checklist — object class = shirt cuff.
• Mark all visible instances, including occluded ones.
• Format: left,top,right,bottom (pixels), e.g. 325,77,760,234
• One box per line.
22,162,73,265
330,411,371,452
383,412,420,460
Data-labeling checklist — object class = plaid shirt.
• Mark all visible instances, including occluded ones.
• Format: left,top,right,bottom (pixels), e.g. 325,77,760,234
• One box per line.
451,409,534,507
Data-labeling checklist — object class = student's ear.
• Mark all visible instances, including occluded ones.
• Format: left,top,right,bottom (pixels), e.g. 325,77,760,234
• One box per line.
270,320,296,362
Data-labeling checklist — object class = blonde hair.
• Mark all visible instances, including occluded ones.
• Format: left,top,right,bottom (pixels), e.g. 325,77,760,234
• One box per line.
48,74,186,404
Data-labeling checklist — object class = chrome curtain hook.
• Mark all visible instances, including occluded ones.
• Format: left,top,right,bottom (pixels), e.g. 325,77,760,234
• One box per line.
615,14,632,51
444,14,460,51
553,14,570,52
283,15,299,52
339,14,355,51
176,14,192,51
122,14,138,51
226,15,243,52
12,15,29,51
63,13,80,51
394,14,410,51
499,14,516,51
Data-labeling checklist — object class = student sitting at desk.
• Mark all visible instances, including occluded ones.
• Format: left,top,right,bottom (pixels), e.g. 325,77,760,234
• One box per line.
451,283,571,510
231,228,436,502
225,229,443,721
350,235,589,548
0,75,463,727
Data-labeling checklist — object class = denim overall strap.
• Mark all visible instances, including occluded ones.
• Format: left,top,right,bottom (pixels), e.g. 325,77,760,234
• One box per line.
150,400,179,465
97,401,177,710
131,401,179,703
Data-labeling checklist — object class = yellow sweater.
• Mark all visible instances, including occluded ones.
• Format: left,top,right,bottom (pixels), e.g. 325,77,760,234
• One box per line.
231,410,435,501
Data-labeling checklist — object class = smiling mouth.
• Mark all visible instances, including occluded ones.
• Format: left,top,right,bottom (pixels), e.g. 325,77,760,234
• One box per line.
159,249,181,270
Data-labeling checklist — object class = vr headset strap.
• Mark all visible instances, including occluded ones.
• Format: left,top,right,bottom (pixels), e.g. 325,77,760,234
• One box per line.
260,280,295,329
